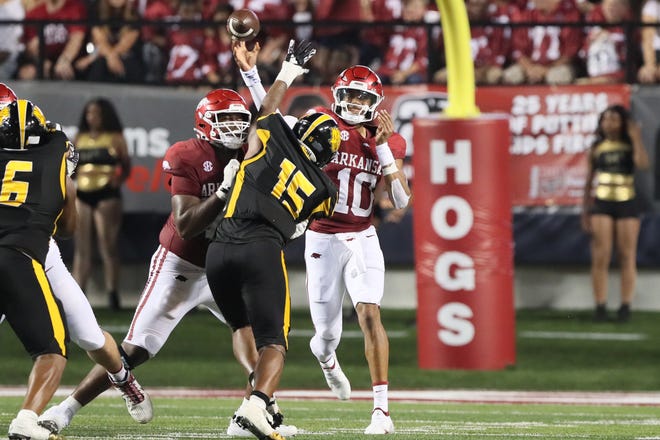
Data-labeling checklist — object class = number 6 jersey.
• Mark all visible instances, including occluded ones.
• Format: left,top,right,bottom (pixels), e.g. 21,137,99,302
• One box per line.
0,131,69,264
309,107,407,234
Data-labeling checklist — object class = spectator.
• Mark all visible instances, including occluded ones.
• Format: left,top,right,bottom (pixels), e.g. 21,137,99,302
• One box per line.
359,0,401,68
503,0,583,85
378,0,428,85
310,0,362,85
0,0,25,79
77,0,144,83
141,0,180,83
72,97,131,310
435,0,509,85
164,0,205,85
291,0,314,43
581,105,649,322
21,0,88,80
638,0,660,83
200,3,235,87
577,0,634,84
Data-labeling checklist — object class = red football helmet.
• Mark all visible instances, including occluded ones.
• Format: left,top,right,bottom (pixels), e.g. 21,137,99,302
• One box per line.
194,89,251,150
0,83,18,108
331,65,384,125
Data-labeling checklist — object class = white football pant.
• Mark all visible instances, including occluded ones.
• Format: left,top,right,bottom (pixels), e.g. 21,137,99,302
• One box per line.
124,245,226,357
45,239,106,351
305,225,385,361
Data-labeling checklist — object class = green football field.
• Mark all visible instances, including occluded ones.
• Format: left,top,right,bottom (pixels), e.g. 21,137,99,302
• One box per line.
2,395,660,439
2,308,660,438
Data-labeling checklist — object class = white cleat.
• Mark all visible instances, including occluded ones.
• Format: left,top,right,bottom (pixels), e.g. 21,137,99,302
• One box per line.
364,408,395,435
110,371,153,423
9,409,63,440
320,355,351,400
38,403,74,434
234,399,285,440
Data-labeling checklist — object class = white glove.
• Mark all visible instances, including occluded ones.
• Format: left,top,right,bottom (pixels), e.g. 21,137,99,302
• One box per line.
290,219,309,240
216,159,240,201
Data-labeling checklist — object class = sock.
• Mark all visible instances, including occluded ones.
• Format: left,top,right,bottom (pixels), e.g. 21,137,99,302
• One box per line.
62,395,83,415
373,382,389,414
108,366,129,383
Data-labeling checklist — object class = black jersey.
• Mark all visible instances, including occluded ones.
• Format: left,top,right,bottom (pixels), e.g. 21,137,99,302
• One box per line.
0,130,69,264
215,113,337,245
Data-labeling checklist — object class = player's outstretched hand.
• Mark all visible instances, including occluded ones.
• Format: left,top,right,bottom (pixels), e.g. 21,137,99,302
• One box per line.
276,40,317,86
233,40,261,72
285,39,316,67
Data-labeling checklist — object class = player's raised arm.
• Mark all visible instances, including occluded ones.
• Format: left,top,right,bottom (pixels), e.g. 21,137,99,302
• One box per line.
245,39,316,159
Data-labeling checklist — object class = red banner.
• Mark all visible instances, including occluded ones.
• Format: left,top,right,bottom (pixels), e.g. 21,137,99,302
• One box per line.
477,84,630,206
276,83,630,207
413,116,515,370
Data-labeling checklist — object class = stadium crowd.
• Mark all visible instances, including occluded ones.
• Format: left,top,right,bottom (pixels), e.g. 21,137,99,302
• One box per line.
0,0,657,87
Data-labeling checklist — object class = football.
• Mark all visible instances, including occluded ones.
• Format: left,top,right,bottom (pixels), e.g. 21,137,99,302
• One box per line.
226,9,260,41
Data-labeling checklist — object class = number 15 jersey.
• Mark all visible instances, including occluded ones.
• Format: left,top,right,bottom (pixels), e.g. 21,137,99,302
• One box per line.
216,112,338,245
309,107,407,234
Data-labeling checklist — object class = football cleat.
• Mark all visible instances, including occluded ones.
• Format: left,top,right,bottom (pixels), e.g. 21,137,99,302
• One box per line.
320,355,351,400
227,399,298,437
9,409,64,440
266,399,298,436
364,408,395,435
234,399,285,440
109,371,153,423
38,402,75,434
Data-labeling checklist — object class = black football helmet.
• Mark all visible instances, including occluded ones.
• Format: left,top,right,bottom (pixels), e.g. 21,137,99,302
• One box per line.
293,112,341,167
0,99,48,149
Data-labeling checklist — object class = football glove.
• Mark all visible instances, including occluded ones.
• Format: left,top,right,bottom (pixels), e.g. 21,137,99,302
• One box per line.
216,159,240,201
275,39,316,87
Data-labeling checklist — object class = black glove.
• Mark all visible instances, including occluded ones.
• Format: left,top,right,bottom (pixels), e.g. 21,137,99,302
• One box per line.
285,39,316,66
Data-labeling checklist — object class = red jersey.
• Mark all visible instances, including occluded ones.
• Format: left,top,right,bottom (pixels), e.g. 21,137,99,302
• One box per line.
379,26,428,78
511,1,582,65
361,0,401,53
309,107,406,234
165,29,205,83
141,0,178,43
201,35,233,77
580,5,631,80
159,138,241,267
24,0,87,60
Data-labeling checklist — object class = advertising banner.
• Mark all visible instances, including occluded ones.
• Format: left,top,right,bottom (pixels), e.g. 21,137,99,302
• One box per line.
11,82,630,212
477,84,630,206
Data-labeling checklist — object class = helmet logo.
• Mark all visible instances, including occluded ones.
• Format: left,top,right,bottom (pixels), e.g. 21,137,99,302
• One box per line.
203,160,213,172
